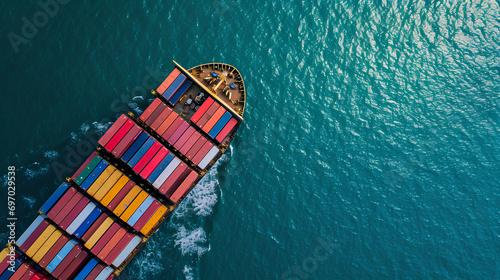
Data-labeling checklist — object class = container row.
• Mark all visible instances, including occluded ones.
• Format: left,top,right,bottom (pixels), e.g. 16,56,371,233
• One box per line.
70,154,169,235
98,114,200,202
13,216,115,280
0,248,51,280
140,99,221,170
190,97,239,143
156,68,193,106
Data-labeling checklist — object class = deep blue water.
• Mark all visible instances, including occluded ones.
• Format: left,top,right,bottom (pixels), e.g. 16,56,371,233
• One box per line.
1,0,499,279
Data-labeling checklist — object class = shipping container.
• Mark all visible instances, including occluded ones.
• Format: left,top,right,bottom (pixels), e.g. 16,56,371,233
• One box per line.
102,233,134,265
80,160,109,190
81,214,109,242
190,97,214,123
140,205,168,236
202,106,226,133
0,257,24,279
38,182,70,215
121,132,149,163
150,106,173,130
111,125,142,158
179,131,202,155
97,228,127,264
145,102,168,126
198,146,220,169
185,137,207,161
156,69,180,94
132,201,161,232
126,196,154,227
170,171,199,202
152,158,181,189
112,186,142,217
52,192,83,226
161,117,183,141
215,118,238,143
106,181,135,212
132,142,162,173
208,111,232,138
67,202,96,235
93,170,123,202
73,207,102,238
31,229,62,263
174,126,196,150
45,239,78,273
156,110,179,136
158,163,189,195
192,141,214,165
147,153,174,183
196,102,220,127
84,218,114,250
139,98,162,122
120,191,149,222
73,258,98,280
25,224,57,257
163,74,186,100
39,235,69,268
16,216,45,248
46,187,77,222
19,267,37,280
139,147,168,179
90,223,120,256
111,236,142,267
84,263,106,280
127,137,156,167
168,121,190,145
60,197,90,231
18,219,50,253
51,244,82,278
57,249,89,280
98,115,128,147
9,261,31,279
168,80,192,105
95,266,114,280
86,165,116,197
74,154,103,185
166,168,193,198
104,119,135,151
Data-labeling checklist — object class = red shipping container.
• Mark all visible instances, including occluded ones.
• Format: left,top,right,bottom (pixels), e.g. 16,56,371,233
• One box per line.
139,99,162,122
166,168,193,197
111,125,143,158
151,106,173,131
170,171,199,202
159,164,189,195
132,201,161,232
162,117,184,141
98,115,128,147
46,187,77,221
103,233,134,265
97,227,127,263
19,220,50,252
19,267,37,280
132,142,162,174
53,192,84,225
84,263,106,280
202,106,226,133
157,69,181,94
59,196,90,231
145,102,168,126
186,137,207,160
9,262,32,279
179,131,201,155
192,141,214,165
82,214,109,242
58,249,89,280
90,223,120,256
215,118,238,143
104,119,135,151
190,97,214,123
39,235,69,268
168,121,190,145
174,126,196,150
139,148,168,179
51,244,83,278
156,111,178,136
196,102,220,127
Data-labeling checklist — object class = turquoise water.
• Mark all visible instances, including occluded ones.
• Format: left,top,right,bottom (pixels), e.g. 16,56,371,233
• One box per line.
1,0,499,279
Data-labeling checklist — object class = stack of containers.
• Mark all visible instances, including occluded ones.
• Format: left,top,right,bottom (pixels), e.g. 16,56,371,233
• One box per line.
0,248,51,279
156,69,193,106
140,98,221,171
70,152,169,235
98,114,199,203
191,97,239,144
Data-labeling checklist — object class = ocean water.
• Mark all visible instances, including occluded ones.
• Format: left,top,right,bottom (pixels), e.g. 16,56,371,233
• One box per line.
1,0,499,279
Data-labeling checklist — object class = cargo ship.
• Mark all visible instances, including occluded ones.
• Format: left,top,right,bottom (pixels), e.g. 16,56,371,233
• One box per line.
0,61,245,279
